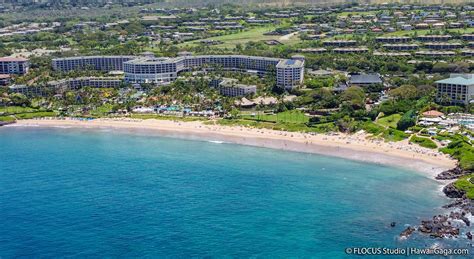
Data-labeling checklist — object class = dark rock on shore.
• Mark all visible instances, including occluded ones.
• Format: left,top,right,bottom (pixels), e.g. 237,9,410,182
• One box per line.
443,198,474,214
402,167,474,240
443,183,465,199
410,202,473,239
436,166,469,180
418,215,460,238
0,121,15,127
400,226,416,238
442,199,464,209
449,211,470,226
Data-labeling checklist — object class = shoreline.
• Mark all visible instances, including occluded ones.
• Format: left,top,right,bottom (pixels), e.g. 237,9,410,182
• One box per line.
8,118,457,178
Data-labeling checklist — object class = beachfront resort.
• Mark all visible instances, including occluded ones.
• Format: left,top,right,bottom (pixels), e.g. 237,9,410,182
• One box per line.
0,3,473,161
1,0,474,256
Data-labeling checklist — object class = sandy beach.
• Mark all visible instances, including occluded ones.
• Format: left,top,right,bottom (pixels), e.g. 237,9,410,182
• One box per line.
10,118,457,178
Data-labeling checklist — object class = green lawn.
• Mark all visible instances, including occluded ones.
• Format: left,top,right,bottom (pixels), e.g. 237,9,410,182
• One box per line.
0,115,15,122
179,25,301,48
240,110,309,124
361,121,409,142
380,128,409,142
377,114,402,129
454,174,474,199
440,138,474,171
214,109,334,133
360,121,385,135
0,106,37,115
213,118,335,133
90,104,114,117
13,111,56,120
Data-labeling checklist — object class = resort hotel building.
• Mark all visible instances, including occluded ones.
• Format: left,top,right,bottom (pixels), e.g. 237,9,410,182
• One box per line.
9,77,123,97
213,78,257,97
436,74,474,104
52,55,305,89
0,57,29,75
52,56,136,72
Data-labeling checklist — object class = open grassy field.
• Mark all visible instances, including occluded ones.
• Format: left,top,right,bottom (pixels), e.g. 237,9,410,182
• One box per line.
210,109,339,133
13,111,57,120
0,115,15,122
454,174,474,199
240,110,309,124
179,25,301,49
380,128,409,142
377,114,402,129
0,106,38,115
213,118,336,133
89,104,114,117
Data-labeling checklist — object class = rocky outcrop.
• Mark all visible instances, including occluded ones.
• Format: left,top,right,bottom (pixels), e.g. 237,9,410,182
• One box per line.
0,121,15,127
443,183,465,198
449,211,470,226
400,226,415,239
436,167,469,180
442,199,464,209
418,215,460,238
401,167,474,240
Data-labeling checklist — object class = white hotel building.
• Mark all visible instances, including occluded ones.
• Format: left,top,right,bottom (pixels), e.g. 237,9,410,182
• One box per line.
52,55,304,89
52,56,136,72
436,74,474,104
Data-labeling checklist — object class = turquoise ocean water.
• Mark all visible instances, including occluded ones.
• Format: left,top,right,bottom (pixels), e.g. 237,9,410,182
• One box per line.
0,127,465,257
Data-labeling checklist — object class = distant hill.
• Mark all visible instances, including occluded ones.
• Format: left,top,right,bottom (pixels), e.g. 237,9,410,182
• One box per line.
164,0,472,7
1,0,471,8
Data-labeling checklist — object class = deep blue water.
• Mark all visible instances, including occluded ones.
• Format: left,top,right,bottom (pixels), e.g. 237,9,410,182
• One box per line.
0,127,461,257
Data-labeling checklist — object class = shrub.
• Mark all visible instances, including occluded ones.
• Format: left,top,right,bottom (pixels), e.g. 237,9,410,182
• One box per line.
409,136,437,149
360,121,384,135
440,139,474,171
0,116,15,122
397,110,416,131
381,128,409,142
454,175,474,199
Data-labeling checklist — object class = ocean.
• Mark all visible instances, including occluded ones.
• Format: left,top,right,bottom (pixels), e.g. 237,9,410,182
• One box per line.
0,127,466,257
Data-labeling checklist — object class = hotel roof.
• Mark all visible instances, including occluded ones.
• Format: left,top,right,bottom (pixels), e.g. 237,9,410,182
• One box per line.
375,36,411,39
350,74,382,84
0,57,28,62
436,74,474,85
52,55,135,61
424,42,463,45
276,59,304,68
324,39,357,42
416,35,452,38
124,57,177,65
300,48,327,52
415,51,455,55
